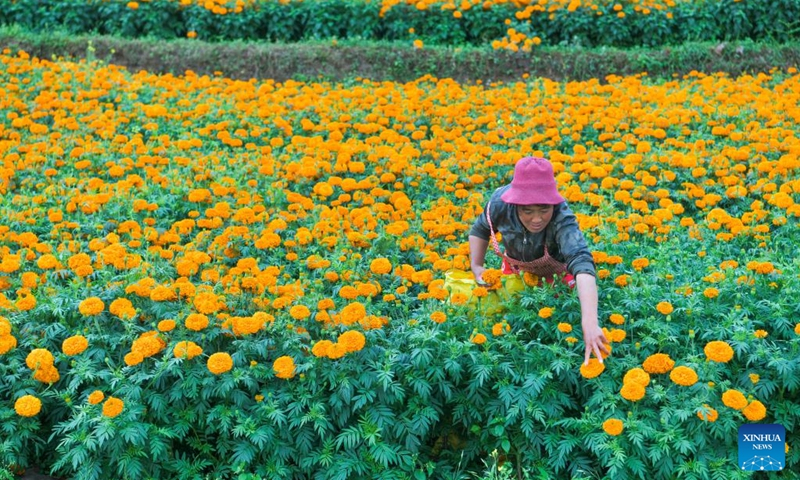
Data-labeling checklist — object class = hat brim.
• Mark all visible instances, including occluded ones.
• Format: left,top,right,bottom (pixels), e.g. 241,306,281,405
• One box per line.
500,188,565,205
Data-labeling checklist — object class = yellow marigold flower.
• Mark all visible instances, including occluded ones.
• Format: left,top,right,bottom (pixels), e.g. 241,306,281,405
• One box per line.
289,305,311,320
579,358,605,379
255,394,264,402
631,258,649,271
79,297,105,316
623,368,650,387
26,348,54,370
185,313,209,331
602,418,624,436
273,355,296,379
207,352,233,375
620,382,646,402
753,329,768,338
88,390,104,405
642,353,675,374
557,323,572,333
62,335,89,356
471,286,488,298
472,333,487,345
14,395,42,417
703,341,734,363
749,373,760,384
174,341,202,360
157,319,176,332
609,313,625,325
655,301,673,315
795,323,800,335
491,322,506,336
538,307,553,319
669,366,698,386
312,339,334,358
430,311,446,324
565,336,578,344
369,258,392,275
703,287,719,299
742,400,767,421
338,330,366,353
102,397,124,418
721,389,748,410
697,404,718,422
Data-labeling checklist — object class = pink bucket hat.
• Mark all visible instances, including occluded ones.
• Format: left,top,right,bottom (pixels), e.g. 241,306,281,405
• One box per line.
500,157,565,205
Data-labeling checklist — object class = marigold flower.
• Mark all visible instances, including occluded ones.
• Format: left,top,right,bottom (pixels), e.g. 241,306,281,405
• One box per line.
655,301,673,315
749,373,760,384
602,418,624,436
753,329,768,338
0,334,17,354
79,297,105,316
538,307,553,319
430,311,446,324
472,333,487,345
0,316,10,336
289,305,311,320
157,319,176,332
609,313,625,325
312,339,334,358
481,269,503,290
579,358,605,379
669,366,698,386
642,353,675,374
327,342,347,360
703,341,734,363
742,400,767,421
33,365,60,384
102,397,124,418
795,323,800,335
369,258,392,275
174,341,203,360
623,368,650,387
273,355,296,379
620,382,646,402
62,335,89,356
340,302,366,325
185,313,209,331
15,395,42,417
26,348,54,370
557,322,572,333
124,351,144,366
338,330,366,353
88,390,105,405
697,404,718,422
721,389,748,410
207,352,233,375
703,287,719,299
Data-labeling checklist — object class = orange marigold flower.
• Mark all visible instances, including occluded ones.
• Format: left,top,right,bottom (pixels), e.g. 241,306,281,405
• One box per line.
0,334,17,354
102,397,124,418
312,339,334,358
538,307,553,319
14,395,42,417
602,418,624,436
273,355,296,379
642,353,675,374
655,301,673,315
207,352,234,375
795,323,800,335
87,390,105,405
289,305,311,320
157,319,176,332
703,341,734,363
338,330,366,353
340,302,367,326
109,298,136,319
742,400,767,421
669,366,698,386
472,333,487,345
580,358,605,379
369,258,392,275
557,322,572,333
721,389,748,410
174,341,202,360
430,311,447,324
79,297,105,316
0,316,10,336
26,348,54,370
703,287,719,299
33,365,60,384
481,269,503,290
185,313,209,331
697,404,718,422
620,382,646,402
62,335,89,356
749,373,760,384
124,351,143,366
623,368,650,387
631,258,649,271
609,313,625,325
327,342,348,360
753,329,768,338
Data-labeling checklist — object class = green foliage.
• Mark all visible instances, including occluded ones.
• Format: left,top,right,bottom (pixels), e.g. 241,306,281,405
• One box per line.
0,0,799,47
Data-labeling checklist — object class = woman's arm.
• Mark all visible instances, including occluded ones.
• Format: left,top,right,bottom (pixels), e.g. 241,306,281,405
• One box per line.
469,235,489,284
575,273,609,364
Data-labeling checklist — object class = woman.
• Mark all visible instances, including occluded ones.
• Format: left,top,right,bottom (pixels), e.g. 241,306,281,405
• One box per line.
469,156,608,365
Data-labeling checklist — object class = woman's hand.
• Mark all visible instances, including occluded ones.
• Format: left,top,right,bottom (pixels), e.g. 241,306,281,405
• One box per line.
582,323,609,365
471,265,487,285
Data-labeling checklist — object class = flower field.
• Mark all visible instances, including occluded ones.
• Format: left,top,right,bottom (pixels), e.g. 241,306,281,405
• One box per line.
1,47,800,479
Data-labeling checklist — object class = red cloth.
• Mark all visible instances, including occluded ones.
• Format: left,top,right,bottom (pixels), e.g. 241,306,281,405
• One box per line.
502,258,576,289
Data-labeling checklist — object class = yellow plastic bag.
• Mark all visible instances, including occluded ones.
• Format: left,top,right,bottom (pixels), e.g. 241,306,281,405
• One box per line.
443,269,525,314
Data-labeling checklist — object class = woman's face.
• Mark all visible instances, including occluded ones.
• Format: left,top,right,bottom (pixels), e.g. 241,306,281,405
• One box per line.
517,204,554,233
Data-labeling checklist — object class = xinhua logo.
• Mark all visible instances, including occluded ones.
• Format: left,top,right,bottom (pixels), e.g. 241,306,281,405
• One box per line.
738,424,785,471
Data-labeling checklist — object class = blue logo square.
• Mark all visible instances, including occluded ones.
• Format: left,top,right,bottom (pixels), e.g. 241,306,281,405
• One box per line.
738,424,785,471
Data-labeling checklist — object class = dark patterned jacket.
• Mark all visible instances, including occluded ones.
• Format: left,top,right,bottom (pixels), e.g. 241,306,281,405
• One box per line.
469,185,596,277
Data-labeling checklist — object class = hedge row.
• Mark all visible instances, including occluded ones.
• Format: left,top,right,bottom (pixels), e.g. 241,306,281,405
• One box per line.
1,0,800,48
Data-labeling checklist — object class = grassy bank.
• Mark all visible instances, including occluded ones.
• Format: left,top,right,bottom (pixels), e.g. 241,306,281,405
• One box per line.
1,26,799,82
